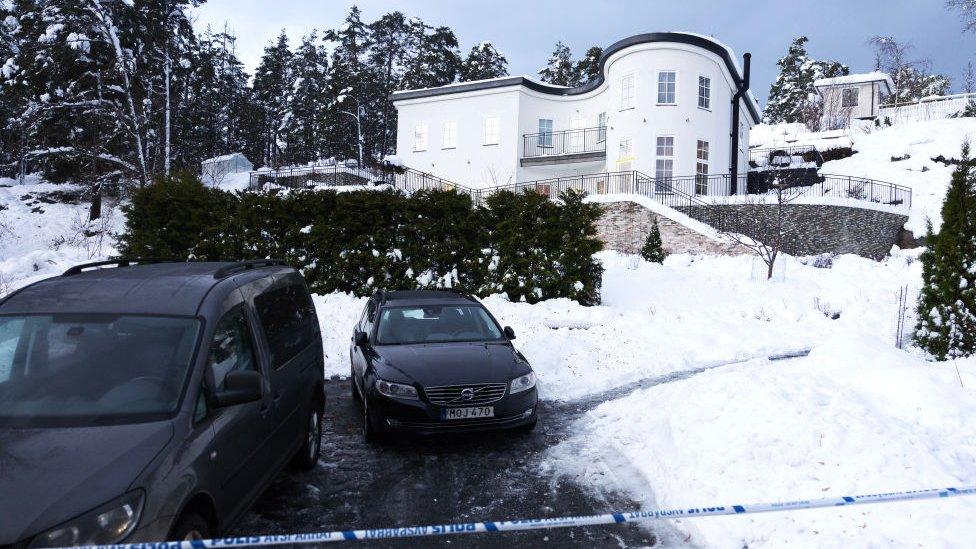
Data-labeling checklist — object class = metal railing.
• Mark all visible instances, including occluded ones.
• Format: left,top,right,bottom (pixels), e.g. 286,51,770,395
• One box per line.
878,92,976,124
246,165,911,234
248,164,468,195
522,127,607,158
749,146,824,169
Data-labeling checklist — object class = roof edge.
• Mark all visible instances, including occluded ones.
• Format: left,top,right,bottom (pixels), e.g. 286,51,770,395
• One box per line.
391,32,761,122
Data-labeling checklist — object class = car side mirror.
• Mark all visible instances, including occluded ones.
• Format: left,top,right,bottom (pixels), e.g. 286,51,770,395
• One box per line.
355,331,368,346
503,326,516,339
213,370,263,407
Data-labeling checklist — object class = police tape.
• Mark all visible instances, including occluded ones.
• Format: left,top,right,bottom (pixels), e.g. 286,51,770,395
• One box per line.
69,485,976,548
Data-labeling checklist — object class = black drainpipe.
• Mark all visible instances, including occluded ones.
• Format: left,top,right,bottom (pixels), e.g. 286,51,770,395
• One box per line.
729,52,751,193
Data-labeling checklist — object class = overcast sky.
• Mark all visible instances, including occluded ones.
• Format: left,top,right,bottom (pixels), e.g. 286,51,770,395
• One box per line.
192,0,976,105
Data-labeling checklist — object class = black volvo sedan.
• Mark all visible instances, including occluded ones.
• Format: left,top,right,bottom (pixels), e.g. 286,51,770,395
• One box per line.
349,289,537,439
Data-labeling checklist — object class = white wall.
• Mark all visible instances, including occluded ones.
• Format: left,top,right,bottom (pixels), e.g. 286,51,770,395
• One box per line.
394,87,521,186
393,37,756,194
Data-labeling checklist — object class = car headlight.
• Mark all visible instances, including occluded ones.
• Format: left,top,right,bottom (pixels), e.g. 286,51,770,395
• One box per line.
510,372,536,394
375,379,419,400
29,490,144,548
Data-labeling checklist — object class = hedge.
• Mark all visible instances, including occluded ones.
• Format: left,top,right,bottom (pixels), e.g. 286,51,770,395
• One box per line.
118,175,604,305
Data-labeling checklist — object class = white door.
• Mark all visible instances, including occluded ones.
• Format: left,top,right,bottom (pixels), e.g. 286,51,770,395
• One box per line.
569,117,585,153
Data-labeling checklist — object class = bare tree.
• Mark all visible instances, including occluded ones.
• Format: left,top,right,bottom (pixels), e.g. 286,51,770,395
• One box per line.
965,61,976,94
947,0,976,33
868,35,915,102
720,171,805,280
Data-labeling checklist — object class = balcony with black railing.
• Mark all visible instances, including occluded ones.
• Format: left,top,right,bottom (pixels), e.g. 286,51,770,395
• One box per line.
521,126,607,166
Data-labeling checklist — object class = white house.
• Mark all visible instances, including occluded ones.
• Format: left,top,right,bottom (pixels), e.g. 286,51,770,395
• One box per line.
814,72,894,130
391,32,761,196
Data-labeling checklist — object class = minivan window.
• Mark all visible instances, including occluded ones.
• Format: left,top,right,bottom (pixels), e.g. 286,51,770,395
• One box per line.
376,305,504,345
0,314,200,427
208,304,257,390
255,283,316,369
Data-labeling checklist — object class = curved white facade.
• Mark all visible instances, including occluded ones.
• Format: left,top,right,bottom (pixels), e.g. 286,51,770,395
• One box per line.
392,32,760,194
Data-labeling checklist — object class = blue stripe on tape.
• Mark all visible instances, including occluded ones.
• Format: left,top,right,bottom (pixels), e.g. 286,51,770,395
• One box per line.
48,485,976,549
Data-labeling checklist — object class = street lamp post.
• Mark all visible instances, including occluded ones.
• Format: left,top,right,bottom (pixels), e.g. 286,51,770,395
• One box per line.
340,105,364,168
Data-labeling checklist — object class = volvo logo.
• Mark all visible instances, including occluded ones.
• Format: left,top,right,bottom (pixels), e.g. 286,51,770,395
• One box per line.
460,388,475,401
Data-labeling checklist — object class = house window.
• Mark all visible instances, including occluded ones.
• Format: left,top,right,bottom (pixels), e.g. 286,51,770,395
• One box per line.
842,88,858,107
657,71,676,104
597,112,607,143
698,76,711,109
413,124,428,151
442,120,457,149
695,140,709,195
483,115,499,145
618,138,632,160
537,118,553,148
620,74,635,110
655,136,674,192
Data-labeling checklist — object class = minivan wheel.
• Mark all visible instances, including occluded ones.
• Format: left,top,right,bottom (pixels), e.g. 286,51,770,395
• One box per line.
291,403,322,470
170,512,211,542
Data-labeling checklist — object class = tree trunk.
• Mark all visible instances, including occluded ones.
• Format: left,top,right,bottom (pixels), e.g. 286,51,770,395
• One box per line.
164,45,171,178
88,183,102,221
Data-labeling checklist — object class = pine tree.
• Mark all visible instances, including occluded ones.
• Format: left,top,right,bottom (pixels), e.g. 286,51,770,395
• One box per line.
539,41,575,86
764,36,848,127
325,6,369,162
914,144,976,360
573,46,602,85
402,19,461,90
640,219,667,264
460,41,508,81
251,30,294,167
285,31,330,164
366,11,410,157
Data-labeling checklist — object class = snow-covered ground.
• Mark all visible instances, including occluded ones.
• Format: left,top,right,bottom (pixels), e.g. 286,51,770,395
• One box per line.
3,178,975,547
753,118,976,235
548,334,976,548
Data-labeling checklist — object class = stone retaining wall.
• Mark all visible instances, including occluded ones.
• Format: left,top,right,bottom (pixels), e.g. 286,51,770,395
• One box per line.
595,201,744,256
595,199,908,259
707,203,908,259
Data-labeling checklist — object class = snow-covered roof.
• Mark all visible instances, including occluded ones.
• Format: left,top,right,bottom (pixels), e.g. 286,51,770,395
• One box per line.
201,152,250,165
814,72,894,94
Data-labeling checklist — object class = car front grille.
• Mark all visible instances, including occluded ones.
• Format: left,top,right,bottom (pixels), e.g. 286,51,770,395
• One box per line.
424,383,508,405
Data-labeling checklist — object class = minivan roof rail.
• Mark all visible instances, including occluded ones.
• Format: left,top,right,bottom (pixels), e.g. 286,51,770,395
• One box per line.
62,258,182,277
213,259,288,279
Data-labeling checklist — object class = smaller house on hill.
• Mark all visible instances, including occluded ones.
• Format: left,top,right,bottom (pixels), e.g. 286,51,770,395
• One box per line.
201,153,253,186
814,72,894,130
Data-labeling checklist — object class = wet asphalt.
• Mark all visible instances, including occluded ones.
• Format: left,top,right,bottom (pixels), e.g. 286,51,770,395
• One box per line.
229,350,809,548
229,378,657,548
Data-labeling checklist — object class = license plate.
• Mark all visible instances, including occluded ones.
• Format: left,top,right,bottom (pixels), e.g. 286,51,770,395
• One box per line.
441,406,494,420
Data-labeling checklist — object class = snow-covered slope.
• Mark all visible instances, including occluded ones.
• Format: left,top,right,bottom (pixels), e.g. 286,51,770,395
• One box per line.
753,119,976,235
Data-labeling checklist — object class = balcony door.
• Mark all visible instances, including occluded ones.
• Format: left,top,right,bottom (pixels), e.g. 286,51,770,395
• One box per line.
569,117,585,154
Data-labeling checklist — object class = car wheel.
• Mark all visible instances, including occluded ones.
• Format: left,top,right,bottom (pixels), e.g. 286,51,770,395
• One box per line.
350,366,361,401
170,512,211,542
291,402,323,470
362,397,384,442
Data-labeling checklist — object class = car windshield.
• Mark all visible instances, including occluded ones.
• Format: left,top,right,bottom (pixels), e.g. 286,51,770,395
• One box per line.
0,314,201,427
376,304,504,345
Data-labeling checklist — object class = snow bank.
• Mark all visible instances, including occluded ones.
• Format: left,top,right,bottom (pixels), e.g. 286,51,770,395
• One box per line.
309,250,921,402
550,334,976,548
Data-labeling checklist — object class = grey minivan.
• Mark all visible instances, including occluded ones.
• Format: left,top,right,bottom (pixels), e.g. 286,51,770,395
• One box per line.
0,259,325,547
